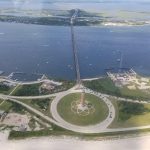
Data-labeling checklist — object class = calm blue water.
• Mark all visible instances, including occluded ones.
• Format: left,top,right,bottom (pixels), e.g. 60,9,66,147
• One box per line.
76,26,150,78
0,22,150,79
0,22,74,79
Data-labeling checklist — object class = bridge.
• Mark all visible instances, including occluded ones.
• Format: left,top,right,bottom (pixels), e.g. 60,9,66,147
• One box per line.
70,9,81,86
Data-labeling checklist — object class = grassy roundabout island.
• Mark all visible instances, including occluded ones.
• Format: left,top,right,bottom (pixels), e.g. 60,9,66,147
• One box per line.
57,93,109,126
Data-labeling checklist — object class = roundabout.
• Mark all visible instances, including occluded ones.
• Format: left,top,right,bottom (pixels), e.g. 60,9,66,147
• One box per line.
57,93,109,126
50,87,116,133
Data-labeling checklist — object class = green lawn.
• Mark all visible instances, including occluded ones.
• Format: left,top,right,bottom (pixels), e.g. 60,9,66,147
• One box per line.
0,99,3,103
119,87,150,101
59,80,75,91
19,98,53,117
0,101,12,112
8,127,150,140
0,100,25,114
12,84,41,96
9,127,71,140
57,93,109,126
0,83,14,95
84,78,119,95
109,99,150,128
84,78,150,101
11,80,75,96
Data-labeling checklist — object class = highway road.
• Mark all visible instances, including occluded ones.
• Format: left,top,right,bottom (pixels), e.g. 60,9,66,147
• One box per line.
50,87,116,134
0,84,150,134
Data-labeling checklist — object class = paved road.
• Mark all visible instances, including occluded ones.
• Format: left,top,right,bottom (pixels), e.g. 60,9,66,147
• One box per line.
50,87,116,133
1,79,149,105
6,98,64,128
6,87,150,133
84,88,150,133
1,83,150,133
1,76,149,104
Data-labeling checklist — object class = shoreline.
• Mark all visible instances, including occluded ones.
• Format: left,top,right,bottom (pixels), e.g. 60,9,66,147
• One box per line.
0,18,150,29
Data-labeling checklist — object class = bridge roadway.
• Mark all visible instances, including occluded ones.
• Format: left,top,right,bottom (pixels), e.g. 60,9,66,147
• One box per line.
0,9,150,133
70,9,81,85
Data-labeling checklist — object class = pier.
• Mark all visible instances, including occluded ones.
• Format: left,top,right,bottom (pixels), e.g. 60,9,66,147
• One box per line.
70,9,81,86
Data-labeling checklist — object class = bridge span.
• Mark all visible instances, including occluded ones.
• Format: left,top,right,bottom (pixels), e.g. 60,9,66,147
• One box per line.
70,9,81,85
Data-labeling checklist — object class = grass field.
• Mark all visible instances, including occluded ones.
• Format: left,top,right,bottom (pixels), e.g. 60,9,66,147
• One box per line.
18,98,53,117
0,99,3,103
84,78,120,96
0,100,26,114
57,93,109,126
12,84,41,96
0,100,12,112
119,87,150,101
84,78,150,101
11,80,75,96
109,99,150,128
0,84,15,95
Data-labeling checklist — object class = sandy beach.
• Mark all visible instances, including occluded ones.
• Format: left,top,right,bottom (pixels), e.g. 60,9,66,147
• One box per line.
0,135,150,150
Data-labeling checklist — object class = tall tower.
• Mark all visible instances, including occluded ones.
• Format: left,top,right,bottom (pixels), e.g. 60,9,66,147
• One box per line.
80,92,85,107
